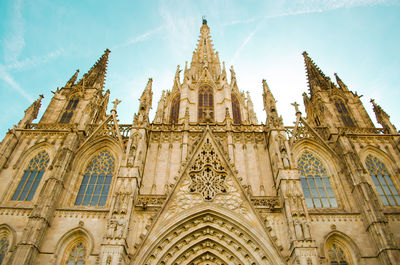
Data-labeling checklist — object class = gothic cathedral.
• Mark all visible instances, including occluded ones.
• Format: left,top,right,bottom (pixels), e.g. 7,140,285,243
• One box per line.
0,19,399,265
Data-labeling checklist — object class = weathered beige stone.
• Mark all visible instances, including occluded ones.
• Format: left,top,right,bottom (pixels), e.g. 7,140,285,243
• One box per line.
0,19,399,265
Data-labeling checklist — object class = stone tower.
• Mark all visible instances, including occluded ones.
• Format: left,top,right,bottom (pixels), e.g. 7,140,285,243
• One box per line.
0,20,399,265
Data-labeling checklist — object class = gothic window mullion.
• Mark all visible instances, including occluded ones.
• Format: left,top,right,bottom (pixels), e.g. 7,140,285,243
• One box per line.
365,155,399,206
11,151,49,202
75,151,115,207
297,151,337,209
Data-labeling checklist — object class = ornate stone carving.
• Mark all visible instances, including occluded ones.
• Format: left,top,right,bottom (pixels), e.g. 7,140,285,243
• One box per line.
188,139,227,200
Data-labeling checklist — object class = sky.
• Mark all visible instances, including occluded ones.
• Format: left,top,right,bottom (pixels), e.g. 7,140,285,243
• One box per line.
1,0,400,139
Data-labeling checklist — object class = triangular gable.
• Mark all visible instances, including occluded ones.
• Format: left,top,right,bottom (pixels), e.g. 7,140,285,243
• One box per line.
194,67,218,91
132,128,286,264
81,113,124,147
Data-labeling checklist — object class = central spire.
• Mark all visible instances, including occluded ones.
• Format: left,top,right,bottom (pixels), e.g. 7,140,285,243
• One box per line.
190,19,221,76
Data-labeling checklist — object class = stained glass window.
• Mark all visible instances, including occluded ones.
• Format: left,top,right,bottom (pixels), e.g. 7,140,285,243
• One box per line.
198,86,214,122
297,151,337,208
75,151,115,206
0,237,9,265
232,95,241,124
334,99,355,127
328,243,349,265
365,155,399,206
65,242,86,265
60,98,79,123
11,151,50,201
170,94,180,124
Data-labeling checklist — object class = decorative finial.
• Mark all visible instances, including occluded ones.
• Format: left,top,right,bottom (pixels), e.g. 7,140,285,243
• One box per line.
202,16,207,25
291,101,300,113
112,99,122,112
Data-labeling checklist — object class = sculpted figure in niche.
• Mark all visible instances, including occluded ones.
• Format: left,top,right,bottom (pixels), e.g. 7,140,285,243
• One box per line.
302,220,311,239
116,219,126,239
278,137,291,168
294,219,304,240
106,219,117,238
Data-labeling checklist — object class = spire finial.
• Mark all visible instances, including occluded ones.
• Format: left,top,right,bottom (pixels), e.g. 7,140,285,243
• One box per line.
202,16,207,25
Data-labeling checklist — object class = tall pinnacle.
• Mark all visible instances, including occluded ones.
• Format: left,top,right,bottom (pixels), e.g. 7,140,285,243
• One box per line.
371,99,397,134
65,69,79,87
302,51,329,93
190,19,221,76
78,49,110,90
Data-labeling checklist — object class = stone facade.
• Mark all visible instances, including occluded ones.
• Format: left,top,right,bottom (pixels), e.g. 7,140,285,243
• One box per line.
0,20,399,265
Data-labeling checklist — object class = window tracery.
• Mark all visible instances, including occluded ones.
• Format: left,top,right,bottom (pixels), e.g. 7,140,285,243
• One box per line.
334,98,355,127
170,94,180,124
60,97,79,123
64,242,87,265
75,151,115,206
365,154,399,206
231,94,241,124
198,86,214,122
11,151,50,201
297,151,337,208
327,243,351,265
188,139,227,200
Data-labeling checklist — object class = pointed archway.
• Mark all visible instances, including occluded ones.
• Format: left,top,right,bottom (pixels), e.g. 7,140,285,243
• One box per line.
132,129,285,265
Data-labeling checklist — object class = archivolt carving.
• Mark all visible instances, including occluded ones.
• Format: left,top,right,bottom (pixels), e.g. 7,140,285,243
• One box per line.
139,212,273,265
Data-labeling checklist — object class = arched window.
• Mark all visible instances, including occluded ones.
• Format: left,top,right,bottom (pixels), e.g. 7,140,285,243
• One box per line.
297,151,337,208
231,94,241,124
75,151,115,206
64,242,87,265
0,237,9,265
170,94,180,124
365,155,399,206
60,97,79,123
11,151,50,201
334,99,355,127
326,239,353,265
198,86,214,122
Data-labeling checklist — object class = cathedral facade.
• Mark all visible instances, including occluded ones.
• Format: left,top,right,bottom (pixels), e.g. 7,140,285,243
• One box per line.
0,20,399,265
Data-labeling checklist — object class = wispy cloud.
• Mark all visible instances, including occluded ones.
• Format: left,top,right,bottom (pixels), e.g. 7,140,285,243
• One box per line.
112,26,165,50
228,0,396,65
224,0,398,27
3,0,25,64
5,48,64,70
0,66,33,102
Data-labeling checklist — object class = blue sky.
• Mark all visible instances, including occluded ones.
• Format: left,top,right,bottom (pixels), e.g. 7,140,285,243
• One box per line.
1,0,400,138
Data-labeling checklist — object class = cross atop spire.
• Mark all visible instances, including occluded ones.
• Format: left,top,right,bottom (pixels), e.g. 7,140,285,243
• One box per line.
190,19,221,76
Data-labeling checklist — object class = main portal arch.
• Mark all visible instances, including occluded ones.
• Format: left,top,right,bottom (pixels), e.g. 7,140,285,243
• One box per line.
132,205,285,265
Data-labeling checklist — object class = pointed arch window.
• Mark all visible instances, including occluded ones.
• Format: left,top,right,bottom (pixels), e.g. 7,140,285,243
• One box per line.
198,86,214,122
334,98,355,127
0,237,9,265
64,242,87,265
297,151,337,208
365,155,399,206
75,151,115,206
11,151,50,201
170,94,180,124
326,240,353,265
231,94,241,124
60,97,79,123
